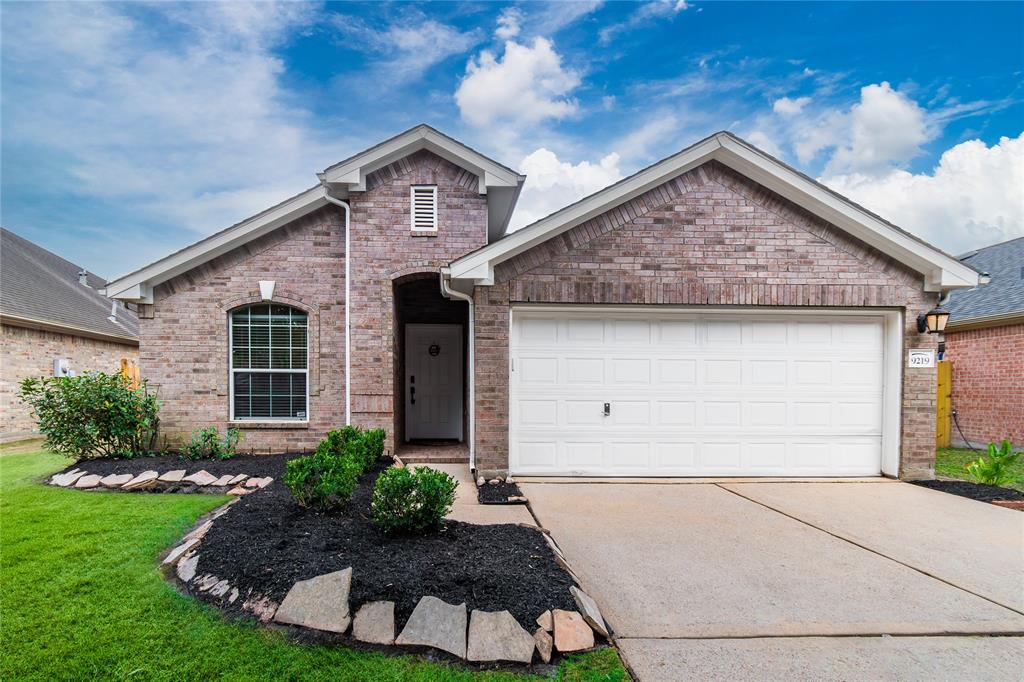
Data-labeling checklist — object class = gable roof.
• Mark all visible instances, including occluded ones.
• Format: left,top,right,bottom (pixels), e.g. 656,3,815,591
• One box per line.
447,131,981,293
106,125,524,303
945,237,1024,329
1,228,138,343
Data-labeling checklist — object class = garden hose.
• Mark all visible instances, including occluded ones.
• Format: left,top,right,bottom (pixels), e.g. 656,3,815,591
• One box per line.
951,409,980,452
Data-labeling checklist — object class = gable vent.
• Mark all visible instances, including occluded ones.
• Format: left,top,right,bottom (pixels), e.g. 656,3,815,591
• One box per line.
411,185,438,232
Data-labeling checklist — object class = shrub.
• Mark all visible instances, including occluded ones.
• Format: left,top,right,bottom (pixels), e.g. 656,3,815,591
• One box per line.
965,440,1021,487
18,372,160,460
183,427,242,460
371,466,457,535
284,448,362,509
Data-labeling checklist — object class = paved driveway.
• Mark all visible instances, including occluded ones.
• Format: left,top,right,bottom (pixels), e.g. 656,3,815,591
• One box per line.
521,480,1024,681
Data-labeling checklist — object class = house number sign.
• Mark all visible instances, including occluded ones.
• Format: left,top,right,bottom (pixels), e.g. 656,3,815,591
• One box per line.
907,349,935,368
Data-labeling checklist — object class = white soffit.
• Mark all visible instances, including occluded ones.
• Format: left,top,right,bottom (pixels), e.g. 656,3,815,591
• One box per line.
448,132,979,292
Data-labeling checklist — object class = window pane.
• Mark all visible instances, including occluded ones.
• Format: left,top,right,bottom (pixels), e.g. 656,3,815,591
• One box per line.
231,308,249,324
271,326,290,348
232,349,249,369
249,305,270,324
230,303,308,420
270,348,290,369
232,324,248,347
270,305,291,324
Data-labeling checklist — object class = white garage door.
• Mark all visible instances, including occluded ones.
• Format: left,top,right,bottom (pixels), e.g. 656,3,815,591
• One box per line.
509,308,887,477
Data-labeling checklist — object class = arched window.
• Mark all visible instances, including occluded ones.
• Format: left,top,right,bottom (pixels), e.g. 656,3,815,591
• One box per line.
230,304,308,421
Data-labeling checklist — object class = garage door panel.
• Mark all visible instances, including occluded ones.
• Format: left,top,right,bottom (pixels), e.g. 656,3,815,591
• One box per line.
510,310,885,477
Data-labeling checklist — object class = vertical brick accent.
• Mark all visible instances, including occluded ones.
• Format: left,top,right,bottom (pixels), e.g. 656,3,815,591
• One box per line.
944,323,1024,446
1,323,138,439
473,283,511,473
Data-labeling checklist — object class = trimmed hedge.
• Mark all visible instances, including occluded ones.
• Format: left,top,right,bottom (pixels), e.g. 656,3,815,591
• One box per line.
283,426,386,510
371,466,458,535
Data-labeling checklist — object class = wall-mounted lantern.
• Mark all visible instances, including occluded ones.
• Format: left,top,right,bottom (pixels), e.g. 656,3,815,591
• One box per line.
917,306,950,334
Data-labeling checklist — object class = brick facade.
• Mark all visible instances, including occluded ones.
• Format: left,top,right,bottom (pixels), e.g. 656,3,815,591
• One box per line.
474,161,939,477
142,150,485,453
1,323,138,440
944,323,1024,446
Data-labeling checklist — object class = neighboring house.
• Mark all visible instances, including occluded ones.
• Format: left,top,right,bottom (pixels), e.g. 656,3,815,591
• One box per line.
104,125,980,479
1,228,139,441
942,237,1024,447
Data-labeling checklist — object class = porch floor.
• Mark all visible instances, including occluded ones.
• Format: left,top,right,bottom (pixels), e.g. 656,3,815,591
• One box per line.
395,441,469,465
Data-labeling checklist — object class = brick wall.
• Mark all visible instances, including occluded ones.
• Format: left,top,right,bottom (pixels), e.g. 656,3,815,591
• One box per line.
143,149,485,453
1,323,138,440
944,323,1024,446
475,160,939,478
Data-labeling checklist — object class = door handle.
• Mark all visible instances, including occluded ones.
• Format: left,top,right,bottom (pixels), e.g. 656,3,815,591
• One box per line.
603,402,610,417
410,386,416,405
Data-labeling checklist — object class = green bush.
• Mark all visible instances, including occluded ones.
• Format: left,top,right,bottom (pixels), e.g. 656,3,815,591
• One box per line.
283,425,386,509
183,427,242,461
18,372,160,460
965,439,1022,486
371,466,457,535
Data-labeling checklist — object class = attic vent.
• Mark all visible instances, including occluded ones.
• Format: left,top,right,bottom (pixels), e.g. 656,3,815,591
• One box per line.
410,185,438,232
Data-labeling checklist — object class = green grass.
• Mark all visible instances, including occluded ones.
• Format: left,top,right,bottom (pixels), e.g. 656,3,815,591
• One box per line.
0,451,629,681
935,447,1024,492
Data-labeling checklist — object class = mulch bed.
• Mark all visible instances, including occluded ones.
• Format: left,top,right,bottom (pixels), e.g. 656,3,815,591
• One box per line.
55,453,293,480
188,458,576,633
478,481,525,504
910,479,1024,503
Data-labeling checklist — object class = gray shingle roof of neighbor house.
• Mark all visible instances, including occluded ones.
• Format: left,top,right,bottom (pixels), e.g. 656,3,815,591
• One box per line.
945,236,1024,327
0,228,139,343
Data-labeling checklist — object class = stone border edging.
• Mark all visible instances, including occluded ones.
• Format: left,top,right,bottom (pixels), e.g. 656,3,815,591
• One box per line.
49,467,273,495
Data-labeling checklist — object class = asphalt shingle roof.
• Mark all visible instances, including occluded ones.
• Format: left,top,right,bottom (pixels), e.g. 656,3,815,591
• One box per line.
945,237,1024,323
0,228,138,341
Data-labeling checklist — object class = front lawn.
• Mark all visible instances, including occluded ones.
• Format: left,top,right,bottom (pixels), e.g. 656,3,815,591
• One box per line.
0,450,627,681
935,447,1024,492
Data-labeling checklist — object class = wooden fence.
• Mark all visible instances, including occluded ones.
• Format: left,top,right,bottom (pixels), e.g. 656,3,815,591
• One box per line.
936,359,952,448
119,358,141,389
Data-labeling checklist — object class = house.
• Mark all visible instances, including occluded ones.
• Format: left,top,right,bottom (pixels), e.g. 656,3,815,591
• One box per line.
104,125,981,479
942,237,1024,447
1,228,139,442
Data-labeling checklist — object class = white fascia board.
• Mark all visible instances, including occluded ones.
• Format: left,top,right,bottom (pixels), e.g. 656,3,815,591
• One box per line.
451,132,979,291
106,186,328,301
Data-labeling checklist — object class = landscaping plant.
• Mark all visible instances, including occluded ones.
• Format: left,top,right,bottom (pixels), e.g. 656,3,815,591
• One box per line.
965,439,1022,487
183,427,243,460
283,426,385,509
371,466,458,535
18,372,160,460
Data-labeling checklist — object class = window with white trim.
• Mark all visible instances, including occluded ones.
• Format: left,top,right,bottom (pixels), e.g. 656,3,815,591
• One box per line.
410,185,438,232
230,304,308,421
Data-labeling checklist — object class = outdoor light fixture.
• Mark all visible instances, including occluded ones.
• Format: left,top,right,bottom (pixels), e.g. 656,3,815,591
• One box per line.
917,306,950,334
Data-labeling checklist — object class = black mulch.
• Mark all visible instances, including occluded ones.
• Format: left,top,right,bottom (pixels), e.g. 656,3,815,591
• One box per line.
55,453,294,480
910,479,1024,503
477,481,525,504
189,459,576,633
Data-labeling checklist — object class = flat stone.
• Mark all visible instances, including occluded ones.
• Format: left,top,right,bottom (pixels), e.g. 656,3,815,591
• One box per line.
123,470,159,489
209,499,238,519
553,609,593,652
74,474,102,489
162,537,200,565
352,601,396,645
467,609,535,663
196,575,219,591
537,610,553,632
210,580,231,597
243,596,278,622
100,473,133,488
256,476,274,488
183,470,218,486
245,476,272,488
570,586,609,638
534,627,553,663
211,474,234,487
158,469,185,482
229,588,239,603
227,474,248,485
395,596,468,658
177,553,199,583
183,520,213,543
274,568,352,633
51,469,83,486
227,486,251,496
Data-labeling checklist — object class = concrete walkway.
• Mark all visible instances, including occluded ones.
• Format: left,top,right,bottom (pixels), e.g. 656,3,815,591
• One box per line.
414,463,535,526
522,479,1024,681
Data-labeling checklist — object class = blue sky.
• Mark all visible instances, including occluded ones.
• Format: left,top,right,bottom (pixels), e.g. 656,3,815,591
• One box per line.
2,1,1022,279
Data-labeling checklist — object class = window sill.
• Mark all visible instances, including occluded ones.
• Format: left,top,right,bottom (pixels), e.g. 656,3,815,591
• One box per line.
228,421,309,430
410,231,438,238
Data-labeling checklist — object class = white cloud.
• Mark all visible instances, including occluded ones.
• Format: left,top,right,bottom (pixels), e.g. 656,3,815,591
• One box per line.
495,7,522,39
455,37,580,128
510,148,623,229
599,0,690,45
822,134,1024,253
614,112,681,162
601,95,617,111
772,96,811,116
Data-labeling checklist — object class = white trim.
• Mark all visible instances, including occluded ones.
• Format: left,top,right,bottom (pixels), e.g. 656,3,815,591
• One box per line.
228,304,310,424
449,132,979,292
410,185,438,232
508,304,903,478
440,270,476,472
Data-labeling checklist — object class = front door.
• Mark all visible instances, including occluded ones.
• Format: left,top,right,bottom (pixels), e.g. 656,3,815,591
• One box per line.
405,323,463,441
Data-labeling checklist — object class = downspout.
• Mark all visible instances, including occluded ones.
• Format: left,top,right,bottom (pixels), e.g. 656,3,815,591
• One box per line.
440,269,476,474
321,186,352,426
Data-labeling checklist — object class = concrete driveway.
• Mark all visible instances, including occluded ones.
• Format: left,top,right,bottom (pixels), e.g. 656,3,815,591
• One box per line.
521,479,1024,681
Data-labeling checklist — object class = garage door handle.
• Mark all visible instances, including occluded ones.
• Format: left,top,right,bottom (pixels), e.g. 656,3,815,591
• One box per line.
603,403,610,416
